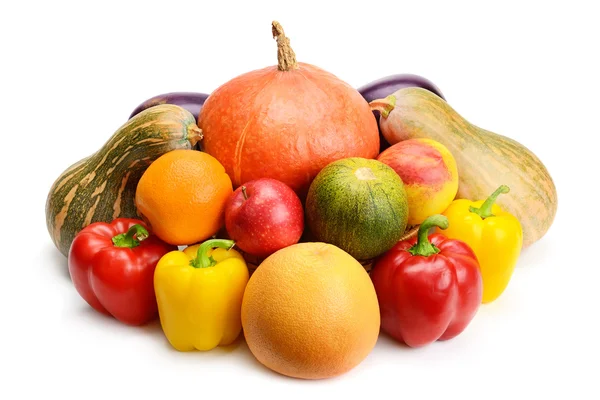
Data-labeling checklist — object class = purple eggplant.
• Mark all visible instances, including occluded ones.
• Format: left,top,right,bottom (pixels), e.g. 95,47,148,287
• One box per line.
358,74,445,103
129,92,209,122
358,74,445,151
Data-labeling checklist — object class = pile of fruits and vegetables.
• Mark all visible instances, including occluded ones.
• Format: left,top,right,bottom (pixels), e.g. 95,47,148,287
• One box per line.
45,21,558,380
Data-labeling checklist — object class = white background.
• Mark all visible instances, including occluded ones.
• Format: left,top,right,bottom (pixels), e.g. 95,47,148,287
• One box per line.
2,1,599,399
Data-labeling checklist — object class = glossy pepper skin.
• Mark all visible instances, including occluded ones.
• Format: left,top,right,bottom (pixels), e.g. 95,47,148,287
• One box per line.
438,185,523,303
370,215,483,348
68,218,177,325
154,238,249,351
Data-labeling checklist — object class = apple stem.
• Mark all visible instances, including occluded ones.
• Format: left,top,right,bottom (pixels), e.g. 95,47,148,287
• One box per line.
241,186,248,200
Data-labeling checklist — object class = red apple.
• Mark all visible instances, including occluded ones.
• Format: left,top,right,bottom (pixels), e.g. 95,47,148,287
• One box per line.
224,178,304,258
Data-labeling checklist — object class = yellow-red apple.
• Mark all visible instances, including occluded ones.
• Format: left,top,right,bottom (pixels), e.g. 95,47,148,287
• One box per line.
377,138,458,225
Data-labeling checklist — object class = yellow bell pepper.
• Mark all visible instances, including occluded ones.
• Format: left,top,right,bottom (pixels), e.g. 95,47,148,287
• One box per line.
154,238,249,351
437,185,523,304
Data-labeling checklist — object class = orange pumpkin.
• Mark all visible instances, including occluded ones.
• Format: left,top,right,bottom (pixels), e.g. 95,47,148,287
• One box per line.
198,21,380,199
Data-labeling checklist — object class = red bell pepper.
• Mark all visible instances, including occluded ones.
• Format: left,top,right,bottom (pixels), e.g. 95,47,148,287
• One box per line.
68,218,176,326
370,215,483,347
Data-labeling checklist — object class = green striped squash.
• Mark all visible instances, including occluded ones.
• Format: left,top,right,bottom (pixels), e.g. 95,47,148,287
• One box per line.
305,157,409,261
45,104,202,257
373,87,557,247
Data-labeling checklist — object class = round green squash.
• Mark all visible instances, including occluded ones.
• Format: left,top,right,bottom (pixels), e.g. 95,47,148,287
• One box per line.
305,157,409,261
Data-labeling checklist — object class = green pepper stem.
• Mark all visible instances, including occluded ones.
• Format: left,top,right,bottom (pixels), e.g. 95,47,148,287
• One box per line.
112,224,149,248
190,238,236,269
369,95,396,118
408,215,449,257
469,185,510,219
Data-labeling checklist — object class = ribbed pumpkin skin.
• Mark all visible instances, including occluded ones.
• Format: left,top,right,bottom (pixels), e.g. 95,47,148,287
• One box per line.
305,157,409,261
46,104,202,257
198,62,380,200
379,87,557,247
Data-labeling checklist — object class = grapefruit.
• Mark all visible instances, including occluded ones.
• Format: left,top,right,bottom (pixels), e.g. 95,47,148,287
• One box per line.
241,242,380,380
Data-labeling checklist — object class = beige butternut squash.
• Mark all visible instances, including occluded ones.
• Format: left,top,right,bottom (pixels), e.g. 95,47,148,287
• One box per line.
370,87,557,247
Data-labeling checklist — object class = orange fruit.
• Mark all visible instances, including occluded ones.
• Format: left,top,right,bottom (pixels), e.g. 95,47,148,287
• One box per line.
135,149,233,245
241,242,380,380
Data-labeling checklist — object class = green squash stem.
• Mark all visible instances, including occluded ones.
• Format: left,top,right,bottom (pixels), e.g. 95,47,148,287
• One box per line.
369,95,397,118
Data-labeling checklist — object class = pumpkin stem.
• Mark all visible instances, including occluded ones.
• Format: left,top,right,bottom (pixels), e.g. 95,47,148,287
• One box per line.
369,95,397,118
272,21,298,71
190,238,236,269
407,215,449,257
